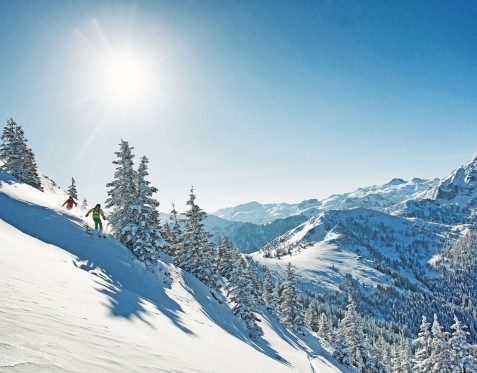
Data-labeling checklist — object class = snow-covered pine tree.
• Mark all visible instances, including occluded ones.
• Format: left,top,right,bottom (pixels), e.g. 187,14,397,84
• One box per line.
244,261,261,302
448,316,477,372
398,337,413,373
261,269,275,308
174,187,216,287
317,312,329,340
162,221,172,247
333,335,353,367
304,301,319,332
105,140,138,245
217,236,236,279
271,281,282,319
278,262,304,332
0,118,16,169
163,203,182,257
338,299,365,371
23,147,42,190
413,316,433,373
128,156,166,262
228,256,263,339
363,341,384,373
0,118,42,190
429,314,452,373
67,177,78,199
390,343,402,373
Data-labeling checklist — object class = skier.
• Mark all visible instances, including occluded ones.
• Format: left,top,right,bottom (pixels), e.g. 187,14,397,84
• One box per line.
62,196,78,210
86,204,107,235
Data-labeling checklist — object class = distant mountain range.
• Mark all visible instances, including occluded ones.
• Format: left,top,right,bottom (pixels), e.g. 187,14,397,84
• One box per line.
207,176,438,252
212,177,437,225
248,152,477,340
212,199,321,225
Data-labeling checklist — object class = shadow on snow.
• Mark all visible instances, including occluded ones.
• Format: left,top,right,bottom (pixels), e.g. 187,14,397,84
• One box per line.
181,272,293,367
0,188,311,366
0,191,193,335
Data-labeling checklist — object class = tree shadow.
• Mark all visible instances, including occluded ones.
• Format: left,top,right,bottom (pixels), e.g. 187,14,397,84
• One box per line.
0,192,194,335
180,272,293,367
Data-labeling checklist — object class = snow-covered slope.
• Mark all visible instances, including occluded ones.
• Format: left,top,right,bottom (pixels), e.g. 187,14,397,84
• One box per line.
320,178,437,212
0,171,345,372
389,153,477,224
252,207,461,293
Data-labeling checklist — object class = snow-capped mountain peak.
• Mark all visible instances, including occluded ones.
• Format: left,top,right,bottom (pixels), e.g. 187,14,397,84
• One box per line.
425,152,477,200
389,153,477,224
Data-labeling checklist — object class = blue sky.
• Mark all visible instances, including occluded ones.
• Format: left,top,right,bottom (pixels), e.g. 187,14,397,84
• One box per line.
1,0,477,212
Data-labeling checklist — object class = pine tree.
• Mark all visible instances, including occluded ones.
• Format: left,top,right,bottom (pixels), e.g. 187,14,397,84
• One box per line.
430,314,452,373
333,335,353,367
390,343,402,373
399,337,413,373
128,156,166,262
164,203,182,257
318,312,329,340
448,316,477,372
174,187,216,286
304,301,319,332
244,262,260,302
22,146,42,190
67,177,78,199
105,140,138,245
261,270,275,308
278,263,304,332
162,220,171,247
217,236,237,280
271,281,282,319
0,118,16,169
413,316,433,373
0,118,42,190
228,256,263,339
338,299,366,371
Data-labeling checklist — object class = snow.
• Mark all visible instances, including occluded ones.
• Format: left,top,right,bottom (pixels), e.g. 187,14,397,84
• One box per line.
388,153,477,225
212,200,321,224
253,240,389,294
0,173,345,372
253,207,459,293
212,178,436,226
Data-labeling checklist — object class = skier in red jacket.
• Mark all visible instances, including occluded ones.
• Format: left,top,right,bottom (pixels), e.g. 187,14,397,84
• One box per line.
62,196,78,210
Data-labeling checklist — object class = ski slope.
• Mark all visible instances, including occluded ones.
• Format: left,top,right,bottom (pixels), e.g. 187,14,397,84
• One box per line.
0,171,347,372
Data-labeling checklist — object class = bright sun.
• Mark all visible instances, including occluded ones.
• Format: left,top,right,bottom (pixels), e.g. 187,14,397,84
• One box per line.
98,50,150,106
69,19,170,119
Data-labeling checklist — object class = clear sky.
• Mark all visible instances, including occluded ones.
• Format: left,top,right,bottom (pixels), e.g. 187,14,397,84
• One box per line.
1,0,477,213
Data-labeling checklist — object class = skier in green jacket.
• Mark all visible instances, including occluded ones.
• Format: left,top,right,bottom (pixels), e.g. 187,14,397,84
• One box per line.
86,204,106,233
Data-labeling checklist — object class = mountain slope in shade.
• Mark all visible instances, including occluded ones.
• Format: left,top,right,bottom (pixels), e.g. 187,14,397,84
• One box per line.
0,171,346,373
389,153,477,224
204,214,309,253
